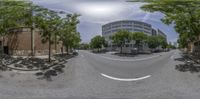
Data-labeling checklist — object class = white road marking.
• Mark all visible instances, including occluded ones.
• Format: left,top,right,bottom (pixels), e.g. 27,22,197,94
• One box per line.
83,50,162,62
100,55,160,62
11,70,39,74
101,73,151,81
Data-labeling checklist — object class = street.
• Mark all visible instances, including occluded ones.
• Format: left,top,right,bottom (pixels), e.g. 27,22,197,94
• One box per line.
0,50,200,99
1,0,200,99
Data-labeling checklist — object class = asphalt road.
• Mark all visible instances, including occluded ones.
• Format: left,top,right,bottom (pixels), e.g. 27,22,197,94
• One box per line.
0,50,200,99
81,50,172,79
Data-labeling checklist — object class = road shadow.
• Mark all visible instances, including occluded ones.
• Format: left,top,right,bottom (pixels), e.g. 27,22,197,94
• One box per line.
35,64,66,81
0,53,77,81
175,53,200,73
112,53,138,57
91,50,108,54
175,63,200,73
112,52,153,57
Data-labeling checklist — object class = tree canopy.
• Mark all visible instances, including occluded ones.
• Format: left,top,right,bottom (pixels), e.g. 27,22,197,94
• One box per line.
111,30,166,53
0,0,81,61
111,30,131,45
90,35,106,49
131,32,148,47
147,35,167,49
129,0,200,50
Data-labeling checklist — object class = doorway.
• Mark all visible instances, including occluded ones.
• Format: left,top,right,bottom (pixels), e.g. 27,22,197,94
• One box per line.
3,46,9,55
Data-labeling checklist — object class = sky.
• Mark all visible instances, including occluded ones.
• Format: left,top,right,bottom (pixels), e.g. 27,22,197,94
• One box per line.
31,0,178,43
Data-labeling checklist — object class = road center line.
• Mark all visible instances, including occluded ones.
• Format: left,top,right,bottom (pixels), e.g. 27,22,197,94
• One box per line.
101,73,151,81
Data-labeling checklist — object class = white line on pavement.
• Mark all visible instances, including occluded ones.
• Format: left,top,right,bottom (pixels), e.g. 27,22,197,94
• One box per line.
101,73,151,81
12,70,39,74
83,51,161,62
100,55,160,62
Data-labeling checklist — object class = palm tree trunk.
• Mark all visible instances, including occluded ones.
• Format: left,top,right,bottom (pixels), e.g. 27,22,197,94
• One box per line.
48,33,51,62
61,44,64,55
67,45,69,54
31,27,34,56
69,46,71,53
55,36,57,54
1,36,4,55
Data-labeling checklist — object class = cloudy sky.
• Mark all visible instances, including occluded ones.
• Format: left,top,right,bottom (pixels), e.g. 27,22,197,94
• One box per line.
31,0,178,43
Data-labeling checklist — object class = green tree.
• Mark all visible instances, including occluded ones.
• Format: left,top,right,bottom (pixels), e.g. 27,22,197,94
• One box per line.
178,32,190,48
147,36,160,49
60,14,81,54
79,43,90,50
0,0,81,58
90,35,106,51
35,8,61,62
0,0,32,54
129,0,200,52
147,35,167,49
157,35,167,48
111,30,131,53
167,43,176,49
131,32,148,49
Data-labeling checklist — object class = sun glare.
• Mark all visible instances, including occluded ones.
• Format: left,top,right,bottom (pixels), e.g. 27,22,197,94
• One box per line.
76,3,123,18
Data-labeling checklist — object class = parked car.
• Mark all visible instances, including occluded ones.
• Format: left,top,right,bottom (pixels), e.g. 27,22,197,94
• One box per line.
72,50,79,55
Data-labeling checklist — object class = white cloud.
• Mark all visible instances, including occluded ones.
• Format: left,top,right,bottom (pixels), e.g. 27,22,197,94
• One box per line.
31,0,146,24
31,0,178,43
142,13,151,22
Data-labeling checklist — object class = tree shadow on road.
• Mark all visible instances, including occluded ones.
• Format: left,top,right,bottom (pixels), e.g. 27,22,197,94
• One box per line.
175,53,200,73
35,64,66,81
0,53,76,82
175,63,200,73
112,53,138,57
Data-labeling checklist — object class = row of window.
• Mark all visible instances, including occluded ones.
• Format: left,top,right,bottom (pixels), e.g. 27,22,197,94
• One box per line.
103,29,152,35
103,25,152,31
103,24,151,28
103,27,152,33
104,21,151,26
110,21,150,26
103,24,150,29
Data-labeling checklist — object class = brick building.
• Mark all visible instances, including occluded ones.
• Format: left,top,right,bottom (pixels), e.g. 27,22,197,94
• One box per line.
0,27,64,56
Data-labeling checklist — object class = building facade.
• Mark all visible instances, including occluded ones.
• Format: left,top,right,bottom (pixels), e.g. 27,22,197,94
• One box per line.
102,20,168,53
102,20,153,44
102,20,167,45
152,28,157,36
157,29,167,40
0,27,64,56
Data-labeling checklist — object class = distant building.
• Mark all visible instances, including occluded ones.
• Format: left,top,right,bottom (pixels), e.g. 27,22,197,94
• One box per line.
102,20,168,53
157,29,167,40
0,27,64,56
102,20,152,45
173,42,178,48
102,20,167,44
152,28,157,36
